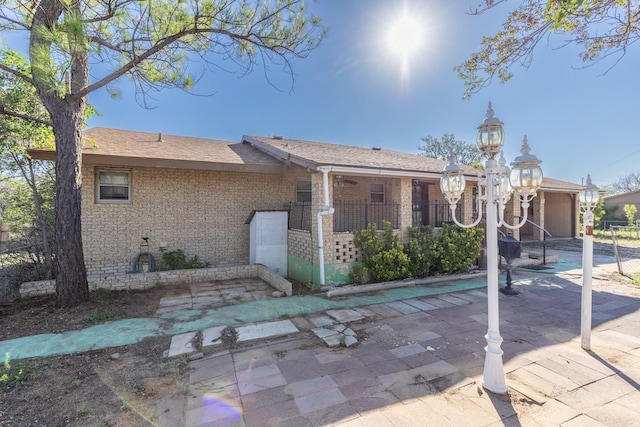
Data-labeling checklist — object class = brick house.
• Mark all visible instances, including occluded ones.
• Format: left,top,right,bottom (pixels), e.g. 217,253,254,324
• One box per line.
29,128,582,286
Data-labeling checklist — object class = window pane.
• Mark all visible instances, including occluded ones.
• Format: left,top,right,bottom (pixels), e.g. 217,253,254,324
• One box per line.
99,172,129,185
371,183,384,193
296,180,311,191
100,186,129,200
296,180,311,203
371,193,385,203
371,183,384,203
297,192,312,203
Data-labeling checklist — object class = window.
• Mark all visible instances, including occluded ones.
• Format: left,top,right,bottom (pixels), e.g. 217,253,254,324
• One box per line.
371,183,385,204
296,180,312,203
96,170,131,203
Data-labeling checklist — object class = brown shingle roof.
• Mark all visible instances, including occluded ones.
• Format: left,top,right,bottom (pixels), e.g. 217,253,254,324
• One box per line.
243,135,458,175
539,176,582,192
29,128,284,174
28,127,580,192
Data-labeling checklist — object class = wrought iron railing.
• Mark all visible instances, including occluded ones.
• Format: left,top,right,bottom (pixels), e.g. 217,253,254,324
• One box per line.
283,200,401,232
411,200,457,228
333,200,400,232
284,202,312,231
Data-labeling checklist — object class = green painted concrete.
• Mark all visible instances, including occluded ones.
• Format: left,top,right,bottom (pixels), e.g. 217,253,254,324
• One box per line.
287,254,351,285
0,260,580,362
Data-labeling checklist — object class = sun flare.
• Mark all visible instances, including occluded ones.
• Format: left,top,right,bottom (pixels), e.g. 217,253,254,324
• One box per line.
387,13,423,58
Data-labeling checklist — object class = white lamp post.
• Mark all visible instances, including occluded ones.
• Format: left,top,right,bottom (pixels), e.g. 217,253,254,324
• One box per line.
440,103,543,393
580,174,600,350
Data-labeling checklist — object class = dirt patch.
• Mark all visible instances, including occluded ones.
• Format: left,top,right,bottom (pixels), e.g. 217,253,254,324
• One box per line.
0,285,193,426
0,280,321,426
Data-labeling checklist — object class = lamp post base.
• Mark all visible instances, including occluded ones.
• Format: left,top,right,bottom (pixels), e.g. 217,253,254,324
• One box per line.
499,286,519,295
499,260,519,295
482,333,508,394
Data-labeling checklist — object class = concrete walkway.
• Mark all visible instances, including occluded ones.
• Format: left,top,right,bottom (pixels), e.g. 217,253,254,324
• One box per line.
2,253,639,426
154,260,640,426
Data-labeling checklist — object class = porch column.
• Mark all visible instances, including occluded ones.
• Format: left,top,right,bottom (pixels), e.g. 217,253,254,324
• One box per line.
509,197,521,240
310,172,333,283
461,182,475,225
397,178,413,242
538,192,546,241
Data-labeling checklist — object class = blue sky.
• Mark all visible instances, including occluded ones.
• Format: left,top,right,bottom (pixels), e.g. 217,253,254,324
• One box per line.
85,0,640,187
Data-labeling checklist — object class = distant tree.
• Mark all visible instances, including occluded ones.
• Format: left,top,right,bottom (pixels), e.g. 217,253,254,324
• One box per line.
418,134,483,167
581,196,605,229
0,1,326,307
624,204,638,226
0,49,55,278
612,171,640,194
456,1,640,98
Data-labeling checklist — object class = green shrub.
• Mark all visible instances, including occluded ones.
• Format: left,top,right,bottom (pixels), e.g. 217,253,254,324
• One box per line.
405,225,438,277
431,224,484,274
353,221,408,282
352,222,483,284
624,204,638,226
160,248,209,270
369,248,410,281
349,262,370,284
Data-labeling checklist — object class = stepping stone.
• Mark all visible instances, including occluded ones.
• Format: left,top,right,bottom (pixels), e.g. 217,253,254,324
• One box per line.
168,331,198,358
309,315,336,327
236,320,298,343
312,327,341,339
158,296,193,307
326,308,365,323
323,334,343,347
201,326,228,350
312,325,360,348
343,335,358,347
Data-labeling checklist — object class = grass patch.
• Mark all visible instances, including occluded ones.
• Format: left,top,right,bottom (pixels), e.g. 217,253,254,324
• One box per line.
85,309,123,324
1,353,35,388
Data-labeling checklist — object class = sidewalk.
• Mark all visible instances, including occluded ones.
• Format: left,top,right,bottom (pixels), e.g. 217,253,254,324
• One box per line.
158,260,640,426
1,254,639,426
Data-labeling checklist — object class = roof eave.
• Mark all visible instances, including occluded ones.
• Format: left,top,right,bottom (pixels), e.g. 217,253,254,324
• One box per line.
243,136,319,170
27,149,284,174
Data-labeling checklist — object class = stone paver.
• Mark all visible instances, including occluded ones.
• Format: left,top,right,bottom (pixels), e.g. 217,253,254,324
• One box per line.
7,252,639,426
236,320,298,343
167,331,198,358
167,268,640,426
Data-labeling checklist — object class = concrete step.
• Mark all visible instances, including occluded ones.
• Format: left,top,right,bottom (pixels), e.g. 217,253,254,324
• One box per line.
166,319,300,359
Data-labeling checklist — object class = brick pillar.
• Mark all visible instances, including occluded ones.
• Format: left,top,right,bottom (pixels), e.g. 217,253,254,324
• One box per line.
395,178,413,242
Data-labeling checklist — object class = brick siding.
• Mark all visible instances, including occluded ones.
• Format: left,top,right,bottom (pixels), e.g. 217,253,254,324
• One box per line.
82,164,308,277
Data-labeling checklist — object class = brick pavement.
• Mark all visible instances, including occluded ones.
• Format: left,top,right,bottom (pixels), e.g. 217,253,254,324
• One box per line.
157,270,640,426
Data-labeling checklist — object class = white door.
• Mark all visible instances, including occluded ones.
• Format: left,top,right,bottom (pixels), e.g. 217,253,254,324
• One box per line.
249,211,288,276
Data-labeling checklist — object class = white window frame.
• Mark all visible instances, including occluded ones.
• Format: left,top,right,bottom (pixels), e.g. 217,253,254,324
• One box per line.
96,169,132,204
371,183,385,204
296,180,312,203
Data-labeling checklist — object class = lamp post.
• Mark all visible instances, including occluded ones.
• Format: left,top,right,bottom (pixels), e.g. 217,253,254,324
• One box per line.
580,174,600,351
440,103,543,393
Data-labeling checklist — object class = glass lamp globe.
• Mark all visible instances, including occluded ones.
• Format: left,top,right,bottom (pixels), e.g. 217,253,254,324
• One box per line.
510,135,543,199
580,174,600,208
440,155,466,205
477,102,505,159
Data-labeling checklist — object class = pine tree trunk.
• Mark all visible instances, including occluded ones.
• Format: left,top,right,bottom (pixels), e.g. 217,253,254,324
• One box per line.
31,0,90,307
51,104,89,307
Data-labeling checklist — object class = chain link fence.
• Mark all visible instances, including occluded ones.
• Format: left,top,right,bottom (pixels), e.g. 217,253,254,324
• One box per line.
609,226,640,280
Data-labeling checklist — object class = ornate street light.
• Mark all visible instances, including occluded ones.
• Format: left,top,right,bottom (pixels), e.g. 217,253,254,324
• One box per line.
440,103,543,394
579,174,600,350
